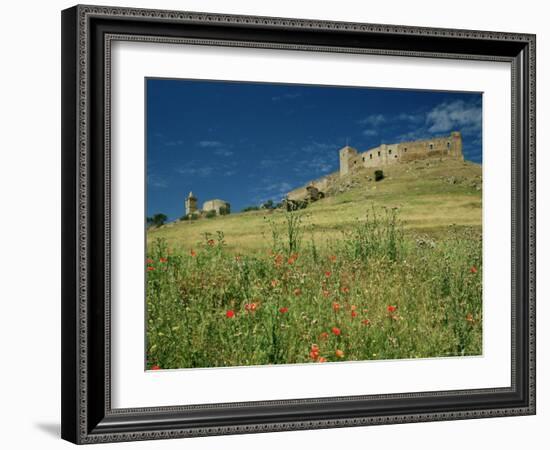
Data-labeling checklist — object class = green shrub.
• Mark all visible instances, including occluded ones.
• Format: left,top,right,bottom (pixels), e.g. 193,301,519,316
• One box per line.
344,206,404,263
205,210,217,219
242,205,260,212
147,213,168,227
262,199,275,210
374,170,384,181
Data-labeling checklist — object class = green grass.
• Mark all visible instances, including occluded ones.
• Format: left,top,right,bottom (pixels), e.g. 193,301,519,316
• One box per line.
146,160,483,369
148,158,482,254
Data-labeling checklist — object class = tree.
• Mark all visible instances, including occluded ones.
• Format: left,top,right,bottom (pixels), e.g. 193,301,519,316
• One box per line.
262,199,274,210
151,213,168,227
242,205,260,212
374,170,384,182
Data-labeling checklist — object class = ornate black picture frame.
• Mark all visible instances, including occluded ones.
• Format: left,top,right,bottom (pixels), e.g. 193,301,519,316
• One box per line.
61,4,536,444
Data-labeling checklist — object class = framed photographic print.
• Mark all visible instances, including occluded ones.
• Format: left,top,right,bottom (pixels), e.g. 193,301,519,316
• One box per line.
61,4,536,444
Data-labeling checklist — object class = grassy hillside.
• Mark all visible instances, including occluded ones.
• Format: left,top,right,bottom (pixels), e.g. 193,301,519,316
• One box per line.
146,158,482,369
147,158,482,254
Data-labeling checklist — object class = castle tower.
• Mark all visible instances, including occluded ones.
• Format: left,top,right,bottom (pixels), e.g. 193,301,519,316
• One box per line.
339,145,359,177
450,131,464,161
185,191,197,216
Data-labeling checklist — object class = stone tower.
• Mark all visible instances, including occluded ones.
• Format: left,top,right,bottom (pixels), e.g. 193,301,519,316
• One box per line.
339,146,359,177
449,131,464,161
185,191,197,216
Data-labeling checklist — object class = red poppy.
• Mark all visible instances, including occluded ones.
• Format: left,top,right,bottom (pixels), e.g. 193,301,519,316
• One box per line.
332,302,340,312
190,249,197,257
335,349,344,358
362,319,371,326
150,365,160,370
319,332,329,340
331,327,341,336
147,266,155,272
325,271,332,278
329,255,337,263
351,310,358,318
470,266,478,274
226,310,235,318
279,307,289,314
159,257,168,263
309,344,320,360
318,357,328,363
341,287,350,294
146,258,153,264
387,305,397,313
245,303,258,312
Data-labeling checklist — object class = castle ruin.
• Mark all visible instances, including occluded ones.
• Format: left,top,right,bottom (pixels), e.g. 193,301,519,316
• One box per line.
202,199,231,215
339,131,463,176
286,131,463,201
183,132,464,212
184,192,230,217
185,191,198,215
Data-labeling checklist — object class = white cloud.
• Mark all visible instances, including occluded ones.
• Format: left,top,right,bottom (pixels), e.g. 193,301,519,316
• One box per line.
197,140,234,156
358,101,480,139
358,114,386,127
397,113,424,124
164,139,184,147
147,174,168,189
176,165,214,177
259,159,279,169
214,148,234,157
272,93,302,102
198,140,223,148
395,129,430,142
301,142,337,154
252,180,294,203
362,129,378,137
426,100,481,134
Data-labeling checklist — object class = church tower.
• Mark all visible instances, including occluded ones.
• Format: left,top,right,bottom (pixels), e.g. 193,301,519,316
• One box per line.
185,191,197,216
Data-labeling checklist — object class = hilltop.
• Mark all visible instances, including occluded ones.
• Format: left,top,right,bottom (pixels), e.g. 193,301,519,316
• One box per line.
147,158,482,254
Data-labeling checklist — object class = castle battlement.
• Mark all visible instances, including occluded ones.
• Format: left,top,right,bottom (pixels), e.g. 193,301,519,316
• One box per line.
339,131,463,176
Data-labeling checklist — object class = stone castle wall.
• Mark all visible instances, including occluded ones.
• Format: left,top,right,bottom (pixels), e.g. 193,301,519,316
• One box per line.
340,131,463,176
286,172,339,201
287,132,464,201
203,199,230,214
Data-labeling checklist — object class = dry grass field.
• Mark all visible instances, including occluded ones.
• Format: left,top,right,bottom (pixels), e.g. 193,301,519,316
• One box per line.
148,158,482,254
145,158,483,369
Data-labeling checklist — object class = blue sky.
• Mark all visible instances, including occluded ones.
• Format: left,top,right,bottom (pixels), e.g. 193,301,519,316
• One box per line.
147,79,482,220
